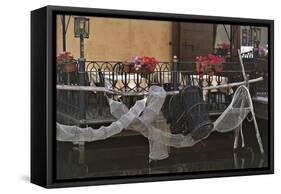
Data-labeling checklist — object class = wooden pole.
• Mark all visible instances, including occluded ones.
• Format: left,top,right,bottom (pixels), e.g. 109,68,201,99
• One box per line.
202,77,263,90
57,76,263,96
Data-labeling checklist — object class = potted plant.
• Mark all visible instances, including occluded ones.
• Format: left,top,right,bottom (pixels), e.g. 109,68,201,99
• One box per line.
214,43,230,57
56,51,77,72
124,56,158,74
195,54,225,78
254,44,268,58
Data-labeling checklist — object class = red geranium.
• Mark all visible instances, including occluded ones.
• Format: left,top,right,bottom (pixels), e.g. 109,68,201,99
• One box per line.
214,42,230,57
195,54,225,78
56,51,75,65
126,55,158,73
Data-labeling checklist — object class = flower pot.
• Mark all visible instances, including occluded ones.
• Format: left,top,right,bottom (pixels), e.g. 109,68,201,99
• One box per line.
135,69,153,74
123,63,155,74
123,63,135,73
63,63,77,73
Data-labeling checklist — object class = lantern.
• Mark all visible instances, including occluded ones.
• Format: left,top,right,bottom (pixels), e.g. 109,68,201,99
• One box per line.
74,17,89,38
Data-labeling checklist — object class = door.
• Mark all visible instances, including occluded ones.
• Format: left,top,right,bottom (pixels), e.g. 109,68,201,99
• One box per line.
172,22,215,70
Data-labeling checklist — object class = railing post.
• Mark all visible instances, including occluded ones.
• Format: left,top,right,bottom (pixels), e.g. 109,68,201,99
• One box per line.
172,55,178,91
78,58,86,121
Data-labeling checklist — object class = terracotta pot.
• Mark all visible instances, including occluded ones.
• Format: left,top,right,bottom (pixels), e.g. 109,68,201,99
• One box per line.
63,63,77,72
135,69,152,74
123,63,135,73
123,63,154,74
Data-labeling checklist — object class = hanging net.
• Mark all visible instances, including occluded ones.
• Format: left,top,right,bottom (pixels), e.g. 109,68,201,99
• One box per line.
213,85,251,132
56,85,262,161
57,97,147,143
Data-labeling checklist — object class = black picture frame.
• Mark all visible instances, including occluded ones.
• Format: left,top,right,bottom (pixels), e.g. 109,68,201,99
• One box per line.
31,5,274,188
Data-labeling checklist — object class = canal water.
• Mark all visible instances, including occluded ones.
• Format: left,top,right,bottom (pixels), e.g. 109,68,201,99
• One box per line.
56,119,268,180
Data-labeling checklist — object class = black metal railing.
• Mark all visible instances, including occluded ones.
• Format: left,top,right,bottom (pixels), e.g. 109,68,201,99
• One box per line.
56,59,263,125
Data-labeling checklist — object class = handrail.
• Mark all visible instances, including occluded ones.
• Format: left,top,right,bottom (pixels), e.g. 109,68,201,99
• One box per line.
57,76,263,95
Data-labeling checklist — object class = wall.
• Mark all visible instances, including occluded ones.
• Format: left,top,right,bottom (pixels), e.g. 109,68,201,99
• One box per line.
240,26,268,46
57,16,173,61
215,24,231,46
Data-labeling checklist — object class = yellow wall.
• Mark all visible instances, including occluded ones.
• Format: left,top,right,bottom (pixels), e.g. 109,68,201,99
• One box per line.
56,16,172,61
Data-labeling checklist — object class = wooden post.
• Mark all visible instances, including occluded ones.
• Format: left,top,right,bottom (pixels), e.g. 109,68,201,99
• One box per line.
172,55,178,91
236,50,264,154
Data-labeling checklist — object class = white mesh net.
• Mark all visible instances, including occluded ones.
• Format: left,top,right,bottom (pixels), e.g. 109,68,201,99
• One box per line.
213,85,251,132
57,97,146,142
56,85,263,161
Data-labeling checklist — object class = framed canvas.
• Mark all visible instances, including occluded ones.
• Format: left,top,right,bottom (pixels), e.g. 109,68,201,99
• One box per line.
31,5,274,188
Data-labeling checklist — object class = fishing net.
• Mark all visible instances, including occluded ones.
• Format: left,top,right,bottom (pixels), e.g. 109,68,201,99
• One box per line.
56,85,263,161
162,86,213,139
213,85,251,132
57,97,147,143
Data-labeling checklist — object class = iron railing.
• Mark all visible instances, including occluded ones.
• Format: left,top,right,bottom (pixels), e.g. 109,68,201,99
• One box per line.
56,59,267,125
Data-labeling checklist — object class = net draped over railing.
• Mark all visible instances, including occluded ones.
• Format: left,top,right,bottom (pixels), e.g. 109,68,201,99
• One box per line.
56,85,264,161
57,60,258,125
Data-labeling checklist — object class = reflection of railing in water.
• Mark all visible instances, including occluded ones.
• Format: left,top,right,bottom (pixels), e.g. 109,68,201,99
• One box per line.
56,60,265,125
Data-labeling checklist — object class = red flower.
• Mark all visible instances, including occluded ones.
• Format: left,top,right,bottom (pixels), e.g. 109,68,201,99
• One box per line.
209,59,217,65
215,65,223,72
195,53,225,77
56,51,75,65
222,43,230,49
126,55,158,73
147,66,154,72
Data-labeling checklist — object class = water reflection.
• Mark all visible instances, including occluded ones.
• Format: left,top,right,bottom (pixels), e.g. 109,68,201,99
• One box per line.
233,147,265,169
56,133,267,180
